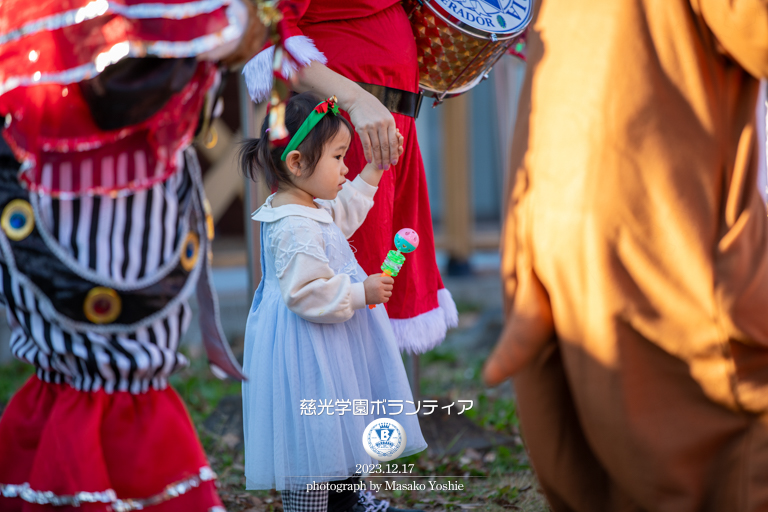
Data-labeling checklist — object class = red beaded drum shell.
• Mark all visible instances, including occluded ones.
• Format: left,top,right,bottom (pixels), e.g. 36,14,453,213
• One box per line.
403,0,533,98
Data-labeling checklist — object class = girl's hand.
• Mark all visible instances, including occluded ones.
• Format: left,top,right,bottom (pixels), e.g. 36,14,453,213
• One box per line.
364,273,394,305
390,129,405,167
359,130,403,186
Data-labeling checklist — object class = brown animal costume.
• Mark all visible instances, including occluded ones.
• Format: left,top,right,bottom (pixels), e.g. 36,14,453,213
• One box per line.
484,0,768,510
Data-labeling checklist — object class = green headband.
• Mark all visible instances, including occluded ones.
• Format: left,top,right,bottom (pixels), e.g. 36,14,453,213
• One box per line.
280,96,340,161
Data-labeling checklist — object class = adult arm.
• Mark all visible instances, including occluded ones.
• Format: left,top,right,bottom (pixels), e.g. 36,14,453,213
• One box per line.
239,0,401,170
293,62,401,170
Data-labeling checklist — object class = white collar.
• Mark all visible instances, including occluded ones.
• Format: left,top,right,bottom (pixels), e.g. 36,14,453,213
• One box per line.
251,193,333,224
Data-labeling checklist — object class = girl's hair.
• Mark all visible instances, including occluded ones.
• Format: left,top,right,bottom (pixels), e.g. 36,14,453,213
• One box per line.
240,92,353,190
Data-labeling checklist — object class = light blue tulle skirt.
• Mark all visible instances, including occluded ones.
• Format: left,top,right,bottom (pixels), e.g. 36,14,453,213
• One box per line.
242,272,428,491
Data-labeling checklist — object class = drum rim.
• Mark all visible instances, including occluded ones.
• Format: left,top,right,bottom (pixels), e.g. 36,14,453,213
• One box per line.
420,70,486,97
420,0,532,41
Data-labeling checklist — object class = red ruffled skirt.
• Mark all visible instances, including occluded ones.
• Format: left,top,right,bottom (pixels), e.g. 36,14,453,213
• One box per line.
0,377,223,511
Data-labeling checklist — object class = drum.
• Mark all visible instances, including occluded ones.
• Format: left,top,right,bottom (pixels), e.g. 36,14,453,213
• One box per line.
404,0,534,101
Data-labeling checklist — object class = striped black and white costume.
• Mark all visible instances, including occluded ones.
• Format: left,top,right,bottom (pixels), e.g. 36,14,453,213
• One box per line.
0,147,239,394
0,140,242,511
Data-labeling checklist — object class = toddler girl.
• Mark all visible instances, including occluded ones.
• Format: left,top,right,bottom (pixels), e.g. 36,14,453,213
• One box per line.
240,92,427,512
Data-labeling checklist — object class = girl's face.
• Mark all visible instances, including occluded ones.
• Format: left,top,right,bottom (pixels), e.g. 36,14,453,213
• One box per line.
298,127,352,200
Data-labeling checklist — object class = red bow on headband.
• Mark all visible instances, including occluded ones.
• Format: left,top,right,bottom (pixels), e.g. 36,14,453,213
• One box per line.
314,96,339,115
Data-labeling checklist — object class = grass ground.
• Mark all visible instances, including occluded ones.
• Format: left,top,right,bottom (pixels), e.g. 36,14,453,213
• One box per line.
0,307,550,511
171,303,550,512
181,349,550,512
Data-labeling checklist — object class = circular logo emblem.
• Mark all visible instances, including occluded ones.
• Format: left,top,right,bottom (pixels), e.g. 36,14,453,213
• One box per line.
362,418,407,462
431,0,533,37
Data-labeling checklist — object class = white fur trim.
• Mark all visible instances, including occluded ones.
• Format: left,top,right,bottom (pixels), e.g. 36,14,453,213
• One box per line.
390,288,459,354
242,35,327,103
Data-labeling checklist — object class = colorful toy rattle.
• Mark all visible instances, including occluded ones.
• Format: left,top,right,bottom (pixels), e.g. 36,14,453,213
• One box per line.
369,228,419,309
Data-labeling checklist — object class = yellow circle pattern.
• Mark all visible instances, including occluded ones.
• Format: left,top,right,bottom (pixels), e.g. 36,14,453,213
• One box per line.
83,287,122,324
1,199,35,241
180,232,200,272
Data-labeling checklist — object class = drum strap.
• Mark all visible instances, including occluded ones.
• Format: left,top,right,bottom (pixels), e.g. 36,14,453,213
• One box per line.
356,82,424,119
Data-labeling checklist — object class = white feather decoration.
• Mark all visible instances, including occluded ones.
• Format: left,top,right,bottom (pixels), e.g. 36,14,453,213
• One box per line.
242,36,328,103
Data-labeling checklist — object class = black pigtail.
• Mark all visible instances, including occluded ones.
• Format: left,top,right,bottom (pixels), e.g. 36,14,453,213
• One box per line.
239,121,288,192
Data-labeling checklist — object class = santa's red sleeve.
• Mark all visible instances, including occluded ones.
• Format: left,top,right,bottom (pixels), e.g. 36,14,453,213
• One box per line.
242,0,328,103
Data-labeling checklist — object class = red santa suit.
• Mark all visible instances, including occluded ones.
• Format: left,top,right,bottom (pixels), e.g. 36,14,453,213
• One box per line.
243,0,458,354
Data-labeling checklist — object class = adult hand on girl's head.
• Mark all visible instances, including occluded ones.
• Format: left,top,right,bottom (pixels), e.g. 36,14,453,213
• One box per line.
346,90,400,171
364,273,395,305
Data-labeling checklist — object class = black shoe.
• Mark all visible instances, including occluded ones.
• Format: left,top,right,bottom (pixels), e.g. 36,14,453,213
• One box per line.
348,490,424,512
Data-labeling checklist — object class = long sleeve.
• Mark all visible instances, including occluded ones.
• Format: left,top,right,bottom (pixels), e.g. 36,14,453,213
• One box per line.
315,175,378,239
270,217,366,323
693,0,768,78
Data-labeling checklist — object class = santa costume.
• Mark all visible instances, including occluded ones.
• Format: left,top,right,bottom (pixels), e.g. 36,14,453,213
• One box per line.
243,0,458,354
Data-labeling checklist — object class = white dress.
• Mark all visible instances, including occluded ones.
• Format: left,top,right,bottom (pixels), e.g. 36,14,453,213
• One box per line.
242,176,427,491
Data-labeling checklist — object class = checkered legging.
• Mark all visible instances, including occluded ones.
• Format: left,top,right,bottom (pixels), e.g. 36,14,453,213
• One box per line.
281,486,330,512
281,475,368,512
